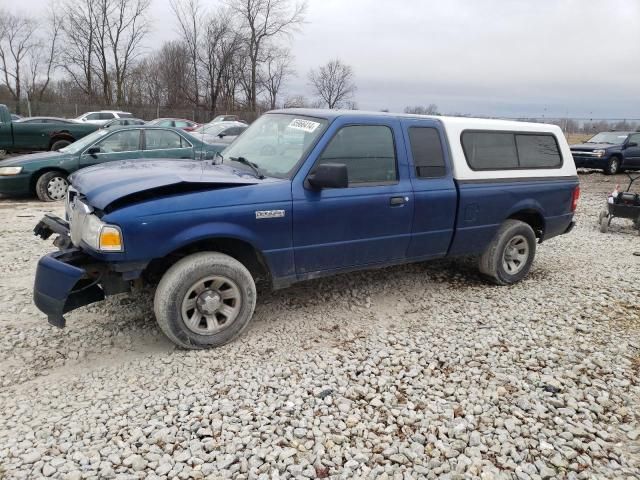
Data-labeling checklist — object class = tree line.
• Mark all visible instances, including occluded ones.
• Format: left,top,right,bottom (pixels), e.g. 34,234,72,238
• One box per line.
0,0,358,116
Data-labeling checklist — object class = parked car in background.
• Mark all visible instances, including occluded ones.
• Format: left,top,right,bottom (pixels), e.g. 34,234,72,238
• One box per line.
571,131,640,174
102,118,146,129
75,110,134,126
0,126,220,201
11,114,22,121
32,109,579,349
191,121,247,145
210,114,247,124
147,118,199,131
15,117,75,124
0,104,99,154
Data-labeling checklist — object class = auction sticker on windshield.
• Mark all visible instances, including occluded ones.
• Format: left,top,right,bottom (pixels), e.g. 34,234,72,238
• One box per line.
288,119,321,133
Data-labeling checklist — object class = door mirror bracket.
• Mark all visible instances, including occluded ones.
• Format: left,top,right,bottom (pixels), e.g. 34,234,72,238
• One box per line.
306,163,349,189
86,147,101,157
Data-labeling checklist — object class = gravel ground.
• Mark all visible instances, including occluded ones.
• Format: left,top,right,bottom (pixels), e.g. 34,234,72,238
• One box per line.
0,172,639,480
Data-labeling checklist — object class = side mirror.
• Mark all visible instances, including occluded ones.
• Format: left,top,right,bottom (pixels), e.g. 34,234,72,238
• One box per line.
86,147,101,156
307,163,348,189
627,142,638,148
218,133,226,138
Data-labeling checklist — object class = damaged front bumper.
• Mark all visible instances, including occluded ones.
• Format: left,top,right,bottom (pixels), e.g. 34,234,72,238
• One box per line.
34,249,105,328
33,214,143,328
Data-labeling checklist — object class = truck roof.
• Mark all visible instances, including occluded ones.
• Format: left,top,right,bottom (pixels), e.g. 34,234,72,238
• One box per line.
269,108,575,181
269,108,557,131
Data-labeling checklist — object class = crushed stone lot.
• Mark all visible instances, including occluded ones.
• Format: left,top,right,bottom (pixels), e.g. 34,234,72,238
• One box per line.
0,172,639,480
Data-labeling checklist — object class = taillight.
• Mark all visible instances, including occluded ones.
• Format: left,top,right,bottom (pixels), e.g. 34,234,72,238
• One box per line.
571,185,580,212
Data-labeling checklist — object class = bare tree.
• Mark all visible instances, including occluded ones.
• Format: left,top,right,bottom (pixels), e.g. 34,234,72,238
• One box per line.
106,0,151,105
60,0,97,100
307,59,356,109
0,10,38,112
26,7,62,102
259,46,293,109
200,11,242,114
227,0,306,111
171,0,203,106
404,104,439,115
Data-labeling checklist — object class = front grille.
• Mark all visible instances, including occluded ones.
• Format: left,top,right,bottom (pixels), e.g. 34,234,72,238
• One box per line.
571,150,598,157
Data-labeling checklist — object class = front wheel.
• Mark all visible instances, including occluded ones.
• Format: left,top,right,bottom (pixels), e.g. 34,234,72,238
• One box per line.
154,252,257,349
605,157,620,175
35,171,68,202
479,220,537,285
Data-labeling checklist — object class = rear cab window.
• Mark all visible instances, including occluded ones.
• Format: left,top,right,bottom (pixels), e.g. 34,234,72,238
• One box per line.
461,131,563,170
407,127,446,178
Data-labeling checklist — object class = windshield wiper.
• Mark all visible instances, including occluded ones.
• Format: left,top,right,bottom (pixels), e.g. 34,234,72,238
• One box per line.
229,156,264,179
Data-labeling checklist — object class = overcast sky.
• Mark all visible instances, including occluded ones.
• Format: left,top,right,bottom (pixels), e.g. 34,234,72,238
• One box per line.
19,0,640,118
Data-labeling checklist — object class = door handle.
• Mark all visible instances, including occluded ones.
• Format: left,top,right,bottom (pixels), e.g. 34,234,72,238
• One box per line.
390,196,408,206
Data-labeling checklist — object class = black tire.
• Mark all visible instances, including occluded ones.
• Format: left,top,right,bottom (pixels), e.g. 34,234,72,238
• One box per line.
35,171,68,202
154,252,257,349
599,216,609,233
50,139,72,151
598,210,608,223
605,157,620,175
479,220,537,285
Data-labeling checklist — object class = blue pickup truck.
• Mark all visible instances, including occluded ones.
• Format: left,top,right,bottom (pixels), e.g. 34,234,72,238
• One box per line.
33,109,580,349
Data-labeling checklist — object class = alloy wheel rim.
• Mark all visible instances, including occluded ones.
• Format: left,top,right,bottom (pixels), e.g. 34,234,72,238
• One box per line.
181,275,242,335
502,235,529,275
47,177,68,201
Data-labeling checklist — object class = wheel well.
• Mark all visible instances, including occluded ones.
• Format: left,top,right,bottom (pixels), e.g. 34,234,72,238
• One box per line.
508,210,544,239
48,133,75,149
30,168,69,194
145,238,272,289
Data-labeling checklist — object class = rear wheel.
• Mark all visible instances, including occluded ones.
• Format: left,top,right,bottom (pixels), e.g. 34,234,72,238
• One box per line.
35,171,68,202
605,157,620,175
50,139,72,151
479,220,537,285
154,252,257,349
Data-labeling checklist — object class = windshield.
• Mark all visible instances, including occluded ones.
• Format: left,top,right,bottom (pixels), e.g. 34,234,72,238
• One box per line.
59,129,110,153
586,132,629,145
223,114,328,178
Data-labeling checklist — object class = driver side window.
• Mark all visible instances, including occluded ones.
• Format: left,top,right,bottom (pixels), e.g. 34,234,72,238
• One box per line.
315,125,398,185
628,134,640,145
94,130,141,153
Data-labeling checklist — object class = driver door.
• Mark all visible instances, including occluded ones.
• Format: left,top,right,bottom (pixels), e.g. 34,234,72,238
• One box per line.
624,133,640,169
79,129,142,168
292,120,414,275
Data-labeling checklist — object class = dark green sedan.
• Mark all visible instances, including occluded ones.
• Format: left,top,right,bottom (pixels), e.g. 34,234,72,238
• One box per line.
0,126,223,201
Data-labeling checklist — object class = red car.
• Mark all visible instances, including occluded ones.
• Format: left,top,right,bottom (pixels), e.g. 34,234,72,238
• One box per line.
147,118,199,132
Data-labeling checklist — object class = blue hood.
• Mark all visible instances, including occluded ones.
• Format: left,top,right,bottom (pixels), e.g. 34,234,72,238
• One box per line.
71,159,261,210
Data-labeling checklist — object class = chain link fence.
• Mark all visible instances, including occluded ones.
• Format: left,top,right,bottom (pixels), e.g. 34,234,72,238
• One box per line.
5,100,264,124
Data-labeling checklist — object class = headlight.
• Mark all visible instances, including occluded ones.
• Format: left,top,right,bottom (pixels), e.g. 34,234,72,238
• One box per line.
81,215,124,252
592,149,606,157
0,166,23,175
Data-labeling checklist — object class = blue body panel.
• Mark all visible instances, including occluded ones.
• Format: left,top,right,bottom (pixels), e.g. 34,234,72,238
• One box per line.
449,177,578,256
105,180,295,280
